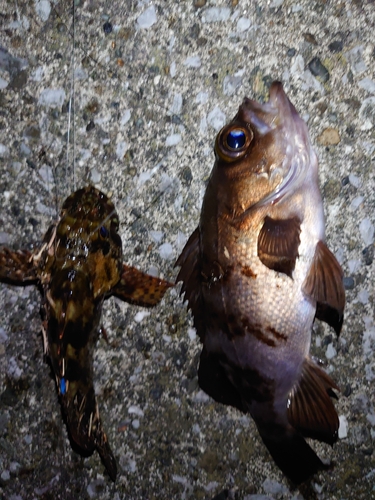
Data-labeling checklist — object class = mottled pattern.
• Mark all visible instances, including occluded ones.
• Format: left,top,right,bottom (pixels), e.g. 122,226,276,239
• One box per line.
176,83,345,484
0,186,172,481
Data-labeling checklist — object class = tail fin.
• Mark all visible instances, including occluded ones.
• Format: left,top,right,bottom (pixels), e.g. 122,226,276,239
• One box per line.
61,384,117,481
259,428,329,484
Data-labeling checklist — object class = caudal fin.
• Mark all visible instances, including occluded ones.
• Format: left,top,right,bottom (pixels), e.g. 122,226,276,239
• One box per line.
259,428,329,484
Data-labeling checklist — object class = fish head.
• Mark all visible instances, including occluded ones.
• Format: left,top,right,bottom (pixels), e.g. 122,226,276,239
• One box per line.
51,186,123,297
211,81,316,215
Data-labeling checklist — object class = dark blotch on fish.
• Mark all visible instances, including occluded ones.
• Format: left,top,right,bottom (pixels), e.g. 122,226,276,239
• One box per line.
176,82,345,484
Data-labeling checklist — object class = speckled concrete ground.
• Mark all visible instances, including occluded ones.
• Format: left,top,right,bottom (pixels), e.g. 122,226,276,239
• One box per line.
0,1,374,499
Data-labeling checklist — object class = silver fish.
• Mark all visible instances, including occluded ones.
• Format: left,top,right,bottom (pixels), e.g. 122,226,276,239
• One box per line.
176,81,345,484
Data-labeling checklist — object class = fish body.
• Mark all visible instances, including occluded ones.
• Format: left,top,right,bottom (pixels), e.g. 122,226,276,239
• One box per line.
176,82,345,484
0,186,172,481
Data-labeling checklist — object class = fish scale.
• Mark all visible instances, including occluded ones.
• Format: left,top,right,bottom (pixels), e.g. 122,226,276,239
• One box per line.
0,1,357,498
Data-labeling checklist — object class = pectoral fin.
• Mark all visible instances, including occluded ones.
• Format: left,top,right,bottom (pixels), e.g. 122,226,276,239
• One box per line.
287,357,339,445
302,240,345,335
257,216,301,277
0,248,38,284
112,264,173,307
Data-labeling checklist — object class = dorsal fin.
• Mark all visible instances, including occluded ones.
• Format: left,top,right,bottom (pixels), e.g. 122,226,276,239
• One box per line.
287,357,339,445
257,216,301,277
175,227,200,303
175,227,207,340
302,240,345,335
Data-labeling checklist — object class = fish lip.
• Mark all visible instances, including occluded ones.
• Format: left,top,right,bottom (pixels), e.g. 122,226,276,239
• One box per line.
238,82,297,136
269,81,301,124
240,82,298,133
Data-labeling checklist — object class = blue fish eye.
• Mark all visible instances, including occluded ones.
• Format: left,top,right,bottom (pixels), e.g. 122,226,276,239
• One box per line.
100,226,109,238
227,129,246,150
60,377,66,395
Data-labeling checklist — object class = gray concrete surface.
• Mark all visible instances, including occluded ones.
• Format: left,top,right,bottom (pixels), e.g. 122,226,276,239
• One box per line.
0,1,374,499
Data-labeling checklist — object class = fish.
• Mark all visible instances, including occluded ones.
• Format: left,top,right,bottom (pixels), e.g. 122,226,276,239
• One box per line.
0,185,173,481
175,81,346,484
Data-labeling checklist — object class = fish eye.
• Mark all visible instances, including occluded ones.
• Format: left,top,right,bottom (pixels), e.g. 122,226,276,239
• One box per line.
99,226,109,238
226,129,246,149
215,124,252,163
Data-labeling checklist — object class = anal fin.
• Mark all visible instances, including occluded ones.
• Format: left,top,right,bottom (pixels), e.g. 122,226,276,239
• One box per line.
257,216,301,278
288,357,339,445
302,240,345,335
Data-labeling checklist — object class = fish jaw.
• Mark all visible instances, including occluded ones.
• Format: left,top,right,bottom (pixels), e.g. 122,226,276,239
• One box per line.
211,81,321,219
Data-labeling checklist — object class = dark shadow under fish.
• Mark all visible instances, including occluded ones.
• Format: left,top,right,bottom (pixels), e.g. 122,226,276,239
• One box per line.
0,185,173,481
176,82,345,485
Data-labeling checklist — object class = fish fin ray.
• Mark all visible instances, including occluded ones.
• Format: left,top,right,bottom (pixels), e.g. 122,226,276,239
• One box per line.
93,418,118,482
175,228,206,338
302,240,345,335
288,357,339,445
112,264,173,307
257,216,301,277
0,248,38,284
198,347,245,412
62,386,117,481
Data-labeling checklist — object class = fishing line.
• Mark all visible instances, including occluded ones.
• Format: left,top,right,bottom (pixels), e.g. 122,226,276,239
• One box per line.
47,2,202,228
66,0,76,194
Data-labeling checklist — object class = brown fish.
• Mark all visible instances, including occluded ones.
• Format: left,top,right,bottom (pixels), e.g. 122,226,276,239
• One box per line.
176,82,345,484
0,186,172,481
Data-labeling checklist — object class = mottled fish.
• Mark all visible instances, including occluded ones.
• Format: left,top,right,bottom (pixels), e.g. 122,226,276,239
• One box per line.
176,82,345,484
0,186,172,481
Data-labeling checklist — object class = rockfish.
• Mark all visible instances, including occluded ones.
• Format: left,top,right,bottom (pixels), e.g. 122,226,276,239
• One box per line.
0,186,172,481
176,82,345,484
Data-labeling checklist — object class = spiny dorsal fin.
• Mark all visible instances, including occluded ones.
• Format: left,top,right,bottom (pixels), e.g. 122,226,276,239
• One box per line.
287,357,339,446
175,226,206,329
302,240,345,335
175,227,200,306
112,264,173,307
257,216,301,278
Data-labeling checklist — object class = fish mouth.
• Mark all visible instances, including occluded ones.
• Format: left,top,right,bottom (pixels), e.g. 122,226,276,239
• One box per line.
238,82,313,210
269,81,301,125
240,81,300,135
